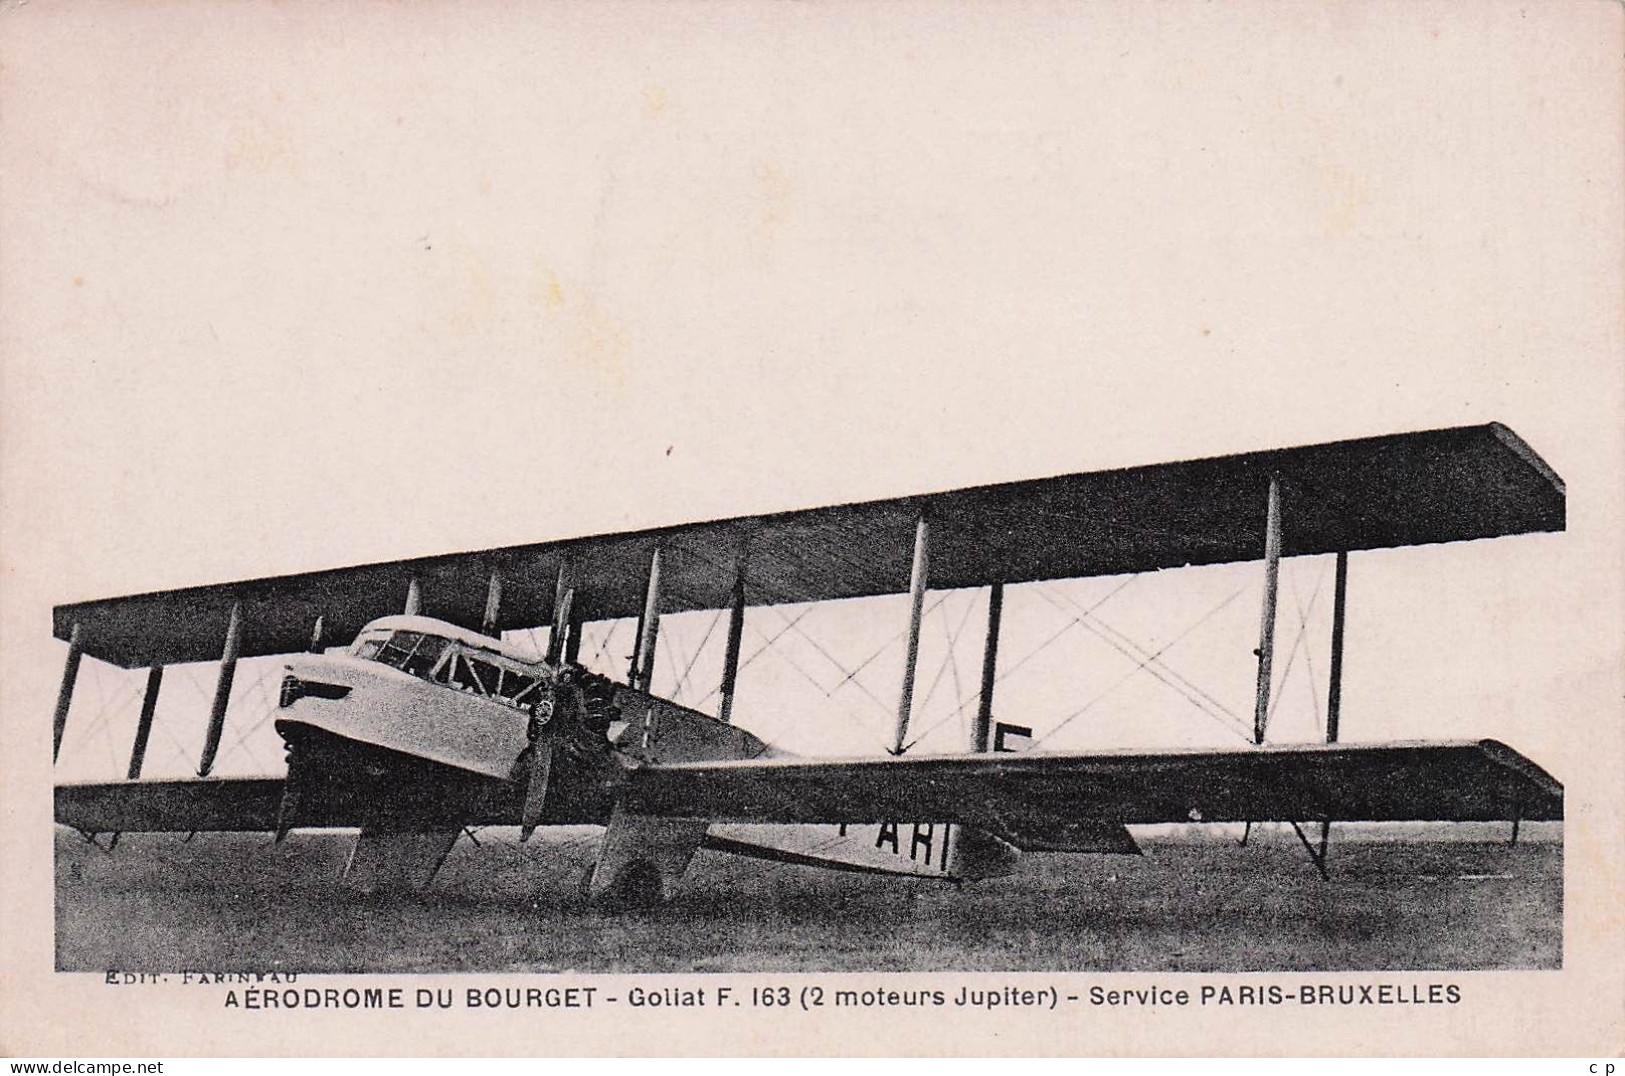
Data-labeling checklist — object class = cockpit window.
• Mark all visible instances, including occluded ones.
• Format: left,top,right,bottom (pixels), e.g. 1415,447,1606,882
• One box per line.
433,649,545,709
361,630,451,683
374,631,426,670
402,635,449,678
350,629,390,661
352,626,547,710
443,652,500,696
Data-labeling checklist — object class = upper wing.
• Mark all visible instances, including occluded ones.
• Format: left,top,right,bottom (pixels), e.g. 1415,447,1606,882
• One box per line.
56,423,1562,667
617,740,1562,848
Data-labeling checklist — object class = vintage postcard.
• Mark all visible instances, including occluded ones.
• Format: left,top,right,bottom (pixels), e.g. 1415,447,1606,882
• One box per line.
2,0,1621,1058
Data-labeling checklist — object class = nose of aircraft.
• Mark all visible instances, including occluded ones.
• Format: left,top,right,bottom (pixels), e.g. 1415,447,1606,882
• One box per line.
279,653,385,707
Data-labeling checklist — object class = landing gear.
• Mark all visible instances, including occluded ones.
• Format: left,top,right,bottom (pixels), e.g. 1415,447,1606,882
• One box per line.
1237,819,1332,879
582,858,667,909
1288,820,1332,880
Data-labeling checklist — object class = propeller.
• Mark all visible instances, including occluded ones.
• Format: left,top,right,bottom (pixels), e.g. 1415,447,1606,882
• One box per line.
274,783,299,844
518,739,553,842
274,735,303,844
519,676,568,841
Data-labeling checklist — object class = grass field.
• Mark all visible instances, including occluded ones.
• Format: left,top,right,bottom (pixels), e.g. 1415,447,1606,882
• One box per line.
55,823,1561,974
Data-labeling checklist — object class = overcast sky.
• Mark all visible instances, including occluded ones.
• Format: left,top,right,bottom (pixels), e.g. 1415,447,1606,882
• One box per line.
5,3,1621,786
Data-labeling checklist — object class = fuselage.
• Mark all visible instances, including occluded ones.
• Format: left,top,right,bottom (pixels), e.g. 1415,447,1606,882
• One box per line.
274,614,775,829
271,615,1005,882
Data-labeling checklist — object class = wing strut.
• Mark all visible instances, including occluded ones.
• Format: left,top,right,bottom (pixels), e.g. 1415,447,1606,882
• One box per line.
197,601,243,777
718,567,748,724
1252,476,1283,744
1326,551,1349,742
630,546,663,691
52,622,84,763
1287,551,1353,872
126,665,164,779
563,602,584,664
971,582,1004,752
548,586,575,667
545,563,571,664
892,514,931,755
1247,547,1353,874
481,570,503,637
404,577,423,616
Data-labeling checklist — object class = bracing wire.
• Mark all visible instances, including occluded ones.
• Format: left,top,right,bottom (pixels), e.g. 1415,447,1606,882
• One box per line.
1039,587,1244,723
1266,564,1326,725
670,607,726,700
918,593,978,715
899,574,1142,750
736,618,895,747
1034,583,1254,748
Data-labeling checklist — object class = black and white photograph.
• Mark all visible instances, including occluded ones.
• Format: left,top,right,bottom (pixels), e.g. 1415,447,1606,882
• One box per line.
3,0,1621,1058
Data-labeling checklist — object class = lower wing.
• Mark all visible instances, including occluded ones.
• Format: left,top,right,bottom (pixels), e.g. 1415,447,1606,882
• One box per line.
56,777,285,832
55,739,1561,851
54,779,464,892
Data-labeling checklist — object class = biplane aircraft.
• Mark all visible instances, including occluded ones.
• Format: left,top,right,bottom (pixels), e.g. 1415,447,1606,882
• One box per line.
52,423,1565,904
